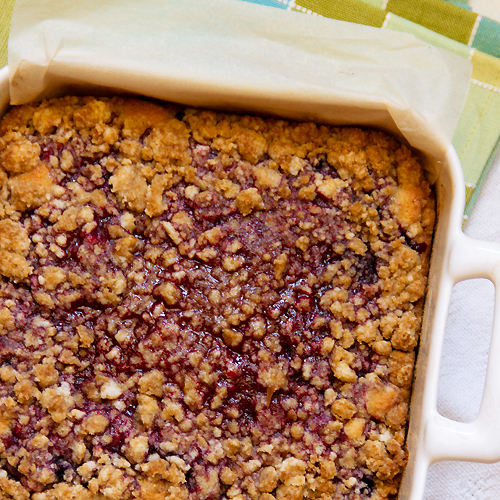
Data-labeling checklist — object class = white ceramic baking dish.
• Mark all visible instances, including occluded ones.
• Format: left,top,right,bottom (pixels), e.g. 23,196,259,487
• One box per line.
1,64,499,500
400,145,500,499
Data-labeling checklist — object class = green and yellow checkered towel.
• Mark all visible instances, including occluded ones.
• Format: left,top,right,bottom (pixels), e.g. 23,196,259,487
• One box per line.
1,0,499,222
0,1,13,69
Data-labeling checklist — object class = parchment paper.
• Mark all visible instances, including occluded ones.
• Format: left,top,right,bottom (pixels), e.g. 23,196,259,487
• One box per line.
8,0,472,163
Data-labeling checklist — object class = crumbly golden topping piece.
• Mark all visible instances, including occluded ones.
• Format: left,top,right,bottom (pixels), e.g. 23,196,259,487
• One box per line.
0,97,434,500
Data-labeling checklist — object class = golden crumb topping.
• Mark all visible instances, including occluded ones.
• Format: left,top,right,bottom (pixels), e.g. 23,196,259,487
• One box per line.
0,96,434,500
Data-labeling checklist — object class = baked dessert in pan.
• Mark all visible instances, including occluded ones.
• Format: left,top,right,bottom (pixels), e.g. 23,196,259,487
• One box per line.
0,96,434,500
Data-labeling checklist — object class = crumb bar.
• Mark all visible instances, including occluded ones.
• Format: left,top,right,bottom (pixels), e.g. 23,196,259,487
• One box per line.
0,97,435,500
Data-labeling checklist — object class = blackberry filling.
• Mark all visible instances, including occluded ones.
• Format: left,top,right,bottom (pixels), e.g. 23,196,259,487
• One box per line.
0,96,434,500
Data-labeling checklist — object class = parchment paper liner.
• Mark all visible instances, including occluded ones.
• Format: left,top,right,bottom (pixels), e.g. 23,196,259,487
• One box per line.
8,0,472,171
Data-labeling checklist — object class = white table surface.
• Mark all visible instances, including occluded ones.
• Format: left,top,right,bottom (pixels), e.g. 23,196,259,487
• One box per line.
424,146,500,499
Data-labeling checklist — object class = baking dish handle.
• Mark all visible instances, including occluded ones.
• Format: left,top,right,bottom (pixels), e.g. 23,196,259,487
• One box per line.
425,232,500,463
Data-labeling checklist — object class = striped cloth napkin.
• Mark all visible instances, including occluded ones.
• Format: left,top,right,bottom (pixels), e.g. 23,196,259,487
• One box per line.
1,0,499,223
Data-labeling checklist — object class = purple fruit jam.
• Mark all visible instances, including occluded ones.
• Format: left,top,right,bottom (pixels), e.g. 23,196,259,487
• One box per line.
0,96,435,500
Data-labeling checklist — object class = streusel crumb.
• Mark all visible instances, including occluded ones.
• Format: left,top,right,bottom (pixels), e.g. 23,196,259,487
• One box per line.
0,96,434,500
